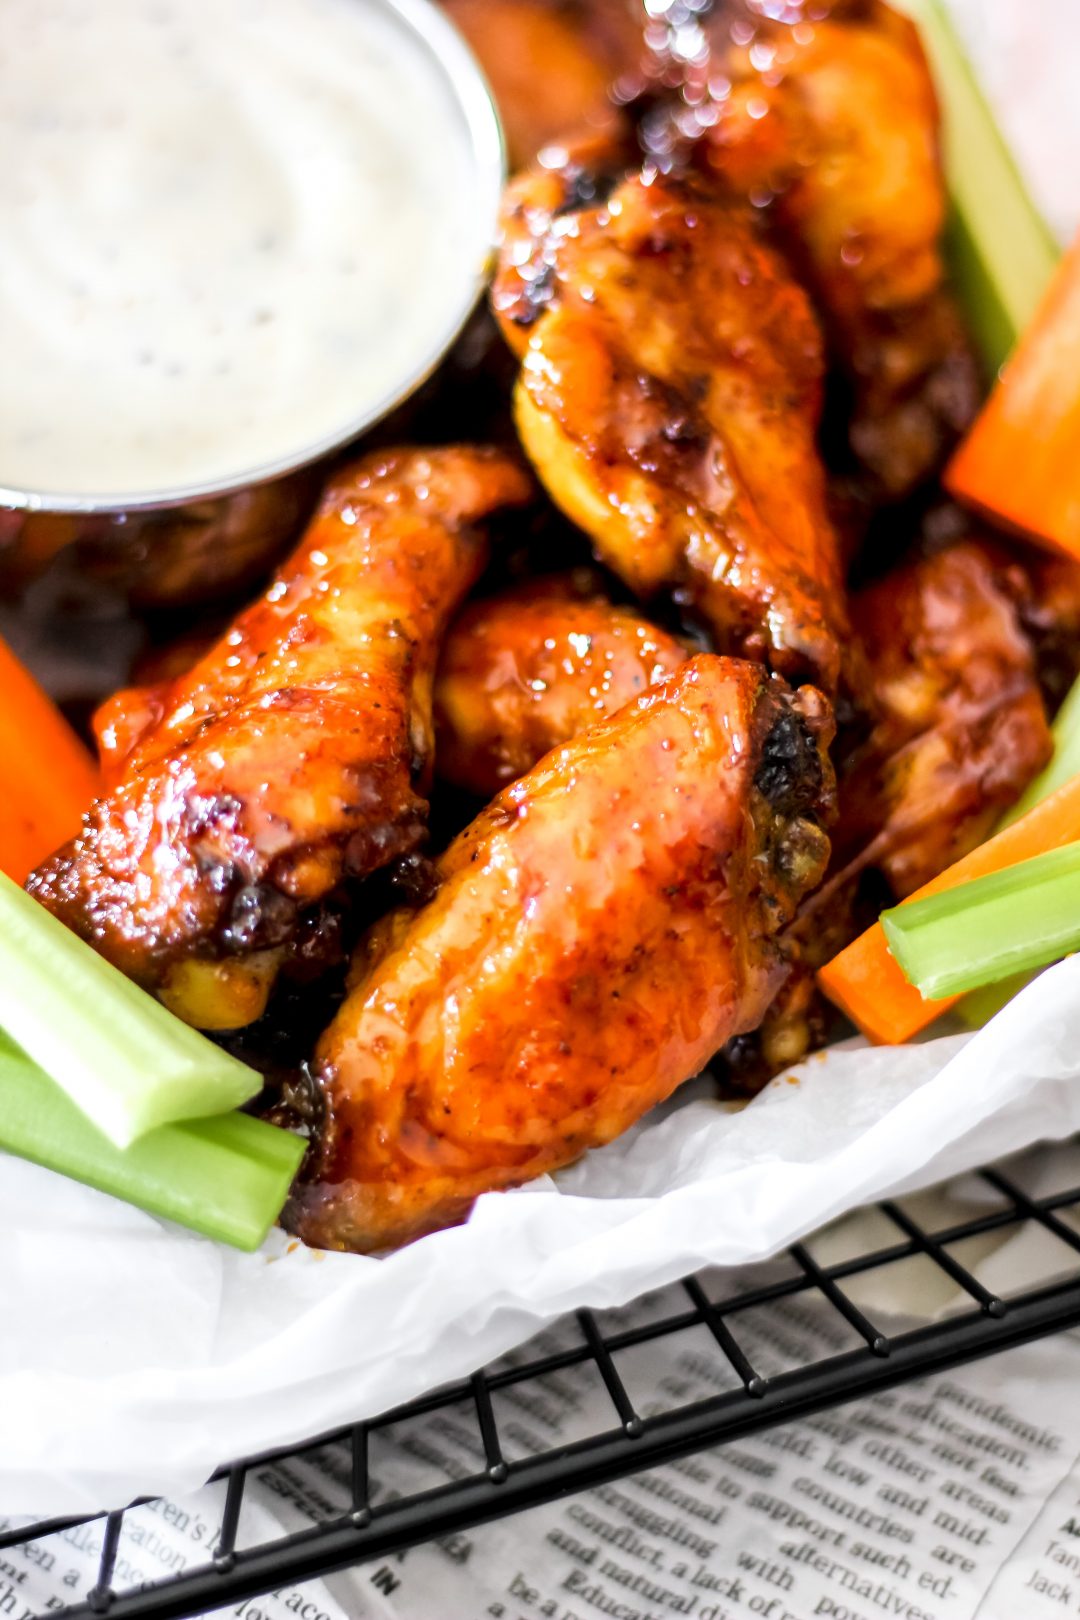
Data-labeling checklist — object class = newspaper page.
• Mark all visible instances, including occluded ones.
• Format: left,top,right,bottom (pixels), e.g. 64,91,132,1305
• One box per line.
3,1254,1080,1620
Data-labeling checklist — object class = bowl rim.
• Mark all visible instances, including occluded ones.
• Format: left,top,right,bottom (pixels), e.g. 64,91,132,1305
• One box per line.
0,0,505,517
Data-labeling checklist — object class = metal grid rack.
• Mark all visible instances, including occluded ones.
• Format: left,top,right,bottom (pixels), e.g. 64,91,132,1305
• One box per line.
8,1154,1080,1620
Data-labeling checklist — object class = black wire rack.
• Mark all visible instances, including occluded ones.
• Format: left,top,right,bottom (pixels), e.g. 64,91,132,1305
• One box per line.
8,1149,1080,1620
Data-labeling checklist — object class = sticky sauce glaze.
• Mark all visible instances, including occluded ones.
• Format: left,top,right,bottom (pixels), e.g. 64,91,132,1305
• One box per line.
0,0,487,498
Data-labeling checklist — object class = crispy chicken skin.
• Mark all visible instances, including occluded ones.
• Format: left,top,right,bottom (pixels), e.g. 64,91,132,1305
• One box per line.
434,573,689,794
836,541,1052,898
284,655,834,1251
29,448,531,1030
493,144,848,690
638,0,978,496
441,0,639,168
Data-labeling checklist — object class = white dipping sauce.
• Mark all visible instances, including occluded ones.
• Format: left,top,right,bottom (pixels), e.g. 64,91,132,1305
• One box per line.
0,0,491,498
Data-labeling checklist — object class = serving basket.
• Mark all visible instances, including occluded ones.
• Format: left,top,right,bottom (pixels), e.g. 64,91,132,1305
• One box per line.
8,1138,1080,1620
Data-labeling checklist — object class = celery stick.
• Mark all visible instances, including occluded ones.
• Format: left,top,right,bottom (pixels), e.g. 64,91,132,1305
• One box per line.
957,968,1040,1030
0,873,261,1148
999,673,1080,830
896,0,1060,373
883,843,1080,1000
0,1036,305,1251
956,676,1080,1019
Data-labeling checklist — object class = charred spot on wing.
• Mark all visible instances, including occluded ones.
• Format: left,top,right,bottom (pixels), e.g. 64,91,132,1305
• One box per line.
220,881,298,953
389,851,441,908
508,262,556,329
552,162,620,218
248,1057,325,1136
755,703,824,820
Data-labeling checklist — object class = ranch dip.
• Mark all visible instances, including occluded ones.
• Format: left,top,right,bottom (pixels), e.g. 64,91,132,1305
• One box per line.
0,0,494,500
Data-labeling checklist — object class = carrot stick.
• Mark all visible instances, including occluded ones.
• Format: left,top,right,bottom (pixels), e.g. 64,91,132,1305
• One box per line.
817,775,1080,1044
946,231,1080,559
0,635,100,884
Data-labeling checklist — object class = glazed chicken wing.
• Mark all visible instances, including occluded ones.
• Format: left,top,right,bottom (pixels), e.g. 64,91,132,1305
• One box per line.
721,537,1053,1097
441,0,639,168
1012,549,1080,708
836,540,1052,898
638,0,978,496
285,655,834,1251
493,143,848,690
435,573,689,795
29,448,531,1030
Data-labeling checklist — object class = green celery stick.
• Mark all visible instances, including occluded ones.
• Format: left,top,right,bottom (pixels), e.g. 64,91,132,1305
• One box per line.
0,873,261,1147
896,0,1060,373
1000,673,1080,830
883,843,1080,1001
957,675,1080,1020
0,1035,305,1251
957,968,1040,1029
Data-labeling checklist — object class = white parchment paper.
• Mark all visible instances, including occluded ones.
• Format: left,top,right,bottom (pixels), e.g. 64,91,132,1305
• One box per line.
3,0,1079,1524
4,958,1080,1515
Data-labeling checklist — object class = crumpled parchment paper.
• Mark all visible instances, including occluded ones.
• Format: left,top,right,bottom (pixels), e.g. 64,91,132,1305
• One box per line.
5,958,1080,1514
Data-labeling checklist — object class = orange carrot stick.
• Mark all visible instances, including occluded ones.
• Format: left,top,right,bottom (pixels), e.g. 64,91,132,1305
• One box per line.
0,635,100,884
818,775,1080,1044
947,231,1080,559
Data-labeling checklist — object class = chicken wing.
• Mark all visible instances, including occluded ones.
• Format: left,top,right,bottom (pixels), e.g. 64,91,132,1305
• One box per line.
434,573,689,795
28,448,532,1030
721,536,1052,1097
284,654,834,1252
441,0,639,168
493,143,848,690
835,540,1051,898
638,0,979,496
1013,548,1080,709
